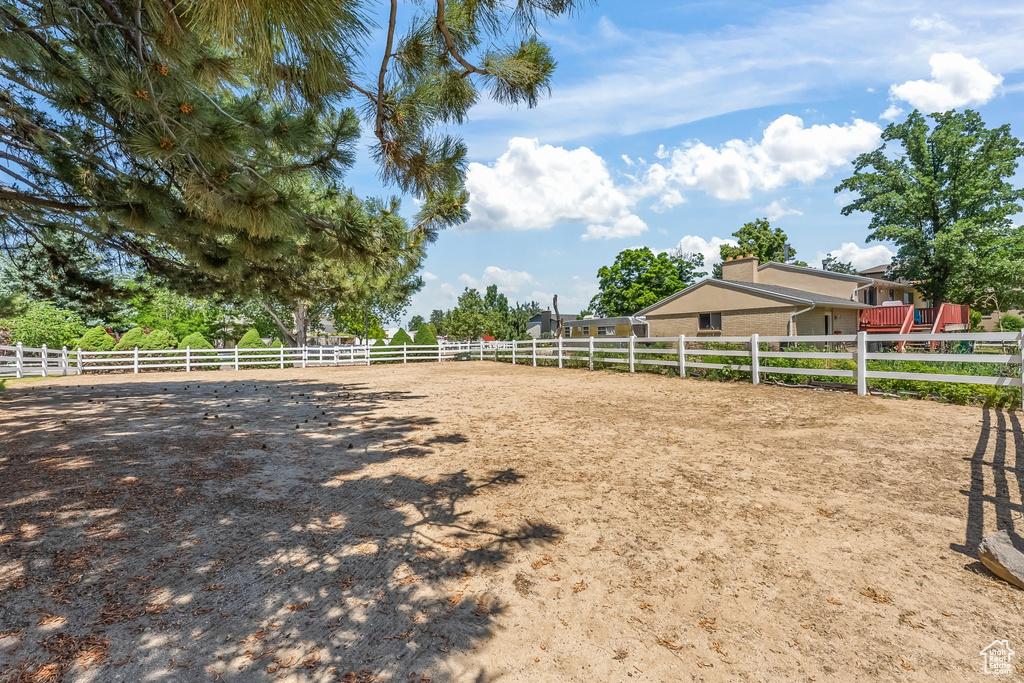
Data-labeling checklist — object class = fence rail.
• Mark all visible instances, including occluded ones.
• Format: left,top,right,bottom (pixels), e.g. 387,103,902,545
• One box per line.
3,332,1022,401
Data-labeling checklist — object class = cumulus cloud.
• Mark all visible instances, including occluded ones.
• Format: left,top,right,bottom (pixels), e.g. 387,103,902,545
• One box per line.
671,235,738,269
638,115,882,202
582,215,648,241
458,266,536,292
880,104,905,120
759,199,804,222
420,271,438,281
822,242,895,271
462,137,645,239
889,53,1002,112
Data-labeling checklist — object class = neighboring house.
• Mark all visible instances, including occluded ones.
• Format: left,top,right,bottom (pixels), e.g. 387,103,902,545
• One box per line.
977,309,1021,331
634,255,966,339
527,310,577,338
563,316,649,338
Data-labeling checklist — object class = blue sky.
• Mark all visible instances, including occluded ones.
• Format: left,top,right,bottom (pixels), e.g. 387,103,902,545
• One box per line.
346,0,1024,322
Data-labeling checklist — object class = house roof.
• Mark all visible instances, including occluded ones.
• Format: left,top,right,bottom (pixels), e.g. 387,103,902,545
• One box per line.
636,278,872,315
758,261,873,283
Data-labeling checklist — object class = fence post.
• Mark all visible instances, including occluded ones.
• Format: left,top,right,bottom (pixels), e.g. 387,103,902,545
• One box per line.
403,343,407,364
532,339,537,367
750,334,760,385
61,346,68,376
301,345,307,369
15,342,23,378
856,331,867,396
234,346,239,371
40,343,48,377
186,346,192,372
76,347,83,375
557,337,563,369
438,343,442,363
1017,331,1023,394
628,336,635,373
334,345,339,366
589,336,594,371
512,341,516,365
131,346,139,374
678,334,686,378
366,344,370,366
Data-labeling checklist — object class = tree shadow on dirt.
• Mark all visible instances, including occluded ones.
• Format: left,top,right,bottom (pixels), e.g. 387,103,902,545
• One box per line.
951,409,1024,567
0,376,560,682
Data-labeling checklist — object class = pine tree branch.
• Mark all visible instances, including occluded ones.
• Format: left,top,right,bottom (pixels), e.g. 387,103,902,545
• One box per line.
0,186,92,212
375,0,398,141
0,165,46,193
435,0,487,77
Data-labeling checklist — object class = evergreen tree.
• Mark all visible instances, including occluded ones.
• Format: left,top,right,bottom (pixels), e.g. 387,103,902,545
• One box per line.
74,326,115,351
390,328,413,346
114,327,147,351
138,328,177,350
413,323,437,346
1,0,581,314
237,329,266,348
178,332,213,350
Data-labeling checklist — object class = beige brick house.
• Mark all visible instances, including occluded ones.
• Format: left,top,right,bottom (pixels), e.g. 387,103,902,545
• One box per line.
635,255,915,338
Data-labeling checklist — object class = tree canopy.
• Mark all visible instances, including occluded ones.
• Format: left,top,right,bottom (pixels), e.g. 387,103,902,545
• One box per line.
836,109,1024,308
713,219,805,278
589,247,705,318
1,0,583,331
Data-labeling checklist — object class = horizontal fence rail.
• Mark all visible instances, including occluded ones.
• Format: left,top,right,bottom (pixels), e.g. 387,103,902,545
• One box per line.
3,332,1022,402
491,331,1024,398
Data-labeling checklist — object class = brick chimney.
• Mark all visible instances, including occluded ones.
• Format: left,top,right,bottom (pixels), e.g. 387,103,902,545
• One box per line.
720,254,759,283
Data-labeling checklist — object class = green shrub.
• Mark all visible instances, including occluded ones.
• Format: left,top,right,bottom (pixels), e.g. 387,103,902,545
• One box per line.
178,332,214,350
75,326,115,351
138,328,177,350
114,327,147,351
237,329,266,348
391,328,413,346
3,301,87,348
997,314,1023,332
969,309,984,332
413,324,437,346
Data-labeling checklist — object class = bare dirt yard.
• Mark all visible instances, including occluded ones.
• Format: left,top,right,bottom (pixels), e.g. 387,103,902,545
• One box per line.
0,362,1022,682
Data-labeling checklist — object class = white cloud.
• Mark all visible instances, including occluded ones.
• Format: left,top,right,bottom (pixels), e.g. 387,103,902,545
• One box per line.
420,271,438,281
890,52,1003,112
464,2,1024,150
672,235,738,269
458,266,536,293
638,115,882,202
582,215,649,241
821,242,895,271
910,14,953,32
462,137,644,239
880,104,905,120
759,199,804,222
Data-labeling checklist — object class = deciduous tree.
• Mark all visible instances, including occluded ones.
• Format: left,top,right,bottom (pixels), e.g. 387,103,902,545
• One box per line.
836,109,1024,306
590,247,705,318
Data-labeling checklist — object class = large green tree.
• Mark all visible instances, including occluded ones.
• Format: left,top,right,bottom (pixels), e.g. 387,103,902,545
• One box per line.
836,109,1024,307
0,0,581,312
589,247,705,318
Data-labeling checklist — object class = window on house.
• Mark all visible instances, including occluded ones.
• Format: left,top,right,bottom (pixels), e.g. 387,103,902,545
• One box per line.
864,288,877,306
597,326,616,336
889,289,895,301
903,292,914,305
699,312,722,330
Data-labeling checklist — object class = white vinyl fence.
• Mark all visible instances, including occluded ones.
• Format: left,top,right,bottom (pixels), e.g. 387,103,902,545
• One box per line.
489,331,1023,396
2,332,1022,399
0,341,489,378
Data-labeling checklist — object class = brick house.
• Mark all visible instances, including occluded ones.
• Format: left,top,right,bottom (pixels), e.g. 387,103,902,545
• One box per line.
635,255,942,338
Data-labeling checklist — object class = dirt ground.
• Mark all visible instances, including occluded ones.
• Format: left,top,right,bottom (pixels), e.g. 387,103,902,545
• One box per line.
0,362,1022,682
